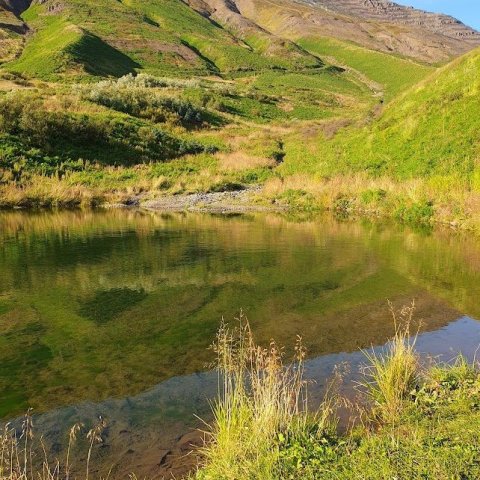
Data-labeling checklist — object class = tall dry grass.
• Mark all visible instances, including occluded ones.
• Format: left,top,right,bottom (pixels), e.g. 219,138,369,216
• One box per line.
216,152,275,172
197,313,336,480
0,412,107,480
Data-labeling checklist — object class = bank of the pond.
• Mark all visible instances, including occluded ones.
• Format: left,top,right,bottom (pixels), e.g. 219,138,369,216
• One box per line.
3,311,480,480
2,179,480,234
195,315,480,480
135,185,480,233
139,186,284,213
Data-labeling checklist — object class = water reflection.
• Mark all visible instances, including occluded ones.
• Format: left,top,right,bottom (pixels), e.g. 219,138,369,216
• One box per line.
8,316,480,479
1,210,480,475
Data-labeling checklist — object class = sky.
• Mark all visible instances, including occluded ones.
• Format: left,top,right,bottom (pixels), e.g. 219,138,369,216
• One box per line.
395,1,480,30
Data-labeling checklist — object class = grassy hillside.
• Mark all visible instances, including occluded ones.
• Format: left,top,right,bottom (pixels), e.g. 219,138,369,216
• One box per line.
312,46,480,179
6,0,321,79
8,0,207,78
257,46,480,228
0,0,479,231
0,64,371,207
298,37,434,100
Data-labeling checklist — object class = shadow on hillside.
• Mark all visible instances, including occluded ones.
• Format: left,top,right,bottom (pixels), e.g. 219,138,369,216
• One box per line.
67,31,141,78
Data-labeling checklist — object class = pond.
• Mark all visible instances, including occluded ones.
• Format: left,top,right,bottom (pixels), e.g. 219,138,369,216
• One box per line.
1,209,480,477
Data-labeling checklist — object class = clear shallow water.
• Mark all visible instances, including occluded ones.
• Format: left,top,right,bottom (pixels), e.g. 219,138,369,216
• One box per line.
2,210,480,476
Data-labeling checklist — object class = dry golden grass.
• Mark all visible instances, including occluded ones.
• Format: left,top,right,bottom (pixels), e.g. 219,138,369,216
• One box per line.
0,412,107,480
0,177,102,208
217,151,275,171
262,172,480,229
197,313,337,480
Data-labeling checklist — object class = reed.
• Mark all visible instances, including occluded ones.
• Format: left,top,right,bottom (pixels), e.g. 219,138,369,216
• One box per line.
0,412,106,480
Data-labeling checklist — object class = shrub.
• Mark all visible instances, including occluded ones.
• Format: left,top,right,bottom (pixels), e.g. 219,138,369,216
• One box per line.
361,188,387,205
80,82,208,127
395,200,434,225
0,92,212,174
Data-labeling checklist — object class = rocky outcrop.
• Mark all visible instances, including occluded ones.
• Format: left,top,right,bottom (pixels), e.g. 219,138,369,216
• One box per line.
307,0,480,44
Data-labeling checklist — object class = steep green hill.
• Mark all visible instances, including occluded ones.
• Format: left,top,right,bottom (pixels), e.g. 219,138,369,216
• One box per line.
358,48,480,180
283,46,480,181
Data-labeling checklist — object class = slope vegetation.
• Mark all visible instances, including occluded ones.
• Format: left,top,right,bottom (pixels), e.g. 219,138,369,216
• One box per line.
310,47,480,180
298,37,433,100
6,0,321,79
3,0,479,86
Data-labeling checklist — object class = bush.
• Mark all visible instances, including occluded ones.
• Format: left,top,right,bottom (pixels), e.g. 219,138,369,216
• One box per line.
0,92,212,174
80,82,208,127
114,73,200,89
395,200,434,225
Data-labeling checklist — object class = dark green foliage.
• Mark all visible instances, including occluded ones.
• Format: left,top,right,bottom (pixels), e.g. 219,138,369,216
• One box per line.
84,85,210,127
272,140,285,164
207,181,245,193
395,201,434,225
0,92,211,174
277,427,341,475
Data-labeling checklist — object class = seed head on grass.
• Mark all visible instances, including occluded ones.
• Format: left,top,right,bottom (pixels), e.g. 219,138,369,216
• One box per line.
0,415,107,480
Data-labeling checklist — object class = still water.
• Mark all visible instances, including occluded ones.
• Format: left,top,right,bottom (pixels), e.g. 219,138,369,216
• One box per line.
1,210,480,476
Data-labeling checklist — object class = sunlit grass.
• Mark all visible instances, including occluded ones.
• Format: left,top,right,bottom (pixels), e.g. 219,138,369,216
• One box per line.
196,307,480,479
360,302,419,424
197,313,337,480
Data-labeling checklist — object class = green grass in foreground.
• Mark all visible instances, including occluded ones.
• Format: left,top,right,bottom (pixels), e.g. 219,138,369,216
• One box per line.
196,306,480,479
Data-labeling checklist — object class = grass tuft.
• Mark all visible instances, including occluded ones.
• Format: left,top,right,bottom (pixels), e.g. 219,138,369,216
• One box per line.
361,302,419,424
0,411,107,480
197,313,336,480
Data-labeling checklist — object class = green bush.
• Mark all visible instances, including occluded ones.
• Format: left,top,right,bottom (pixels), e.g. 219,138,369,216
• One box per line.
395,200,434,225
87,87,205,126
0,92,213,175
361,188,387,205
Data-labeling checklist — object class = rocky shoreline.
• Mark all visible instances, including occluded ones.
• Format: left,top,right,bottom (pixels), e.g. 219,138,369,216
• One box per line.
135,187,286,214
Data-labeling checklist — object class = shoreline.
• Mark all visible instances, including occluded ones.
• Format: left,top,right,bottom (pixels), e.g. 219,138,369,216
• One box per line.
0,188,474,236
110,187,289,214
